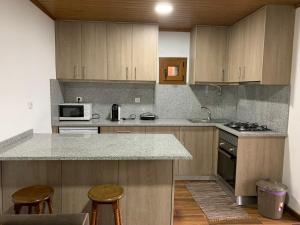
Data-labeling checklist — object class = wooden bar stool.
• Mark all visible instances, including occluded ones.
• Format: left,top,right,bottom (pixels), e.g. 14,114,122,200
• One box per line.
12,185,54,214
88,184,124,225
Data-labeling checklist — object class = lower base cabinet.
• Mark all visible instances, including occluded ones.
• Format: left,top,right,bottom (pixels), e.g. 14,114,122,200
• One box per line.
235,137,285,196
101,126,146,133
178,127,215,177
0,161,173,225
103,126,217,178
145,127,180,176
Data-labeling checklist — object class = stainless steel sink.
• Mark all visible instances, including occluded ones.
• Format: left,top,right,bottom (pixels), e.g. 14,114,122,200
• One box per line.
188,118,229,124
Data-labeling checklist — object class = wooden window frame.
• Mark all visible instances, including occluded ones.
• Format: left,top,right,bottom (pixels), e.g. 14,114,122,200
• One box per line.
159,57,187,85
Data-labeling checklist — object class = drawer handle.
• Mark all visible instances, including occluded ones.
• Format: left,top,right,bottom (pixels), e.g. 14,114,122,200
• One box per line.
116,131,131,133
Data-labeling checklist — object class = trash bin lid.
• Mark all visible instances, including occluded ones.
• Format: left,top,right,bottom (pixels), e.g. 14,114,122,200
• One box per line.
256,180,288,192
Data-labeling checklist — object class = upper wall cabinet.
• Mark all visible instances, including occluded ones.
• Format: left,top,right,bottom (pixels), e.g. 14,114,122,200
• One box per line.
81,22,108,80
56,21,82,80
189,26,228,84
56,21,107,80
132,24,158,81
227,5,295,85
107,23,133,81
56,21,158,82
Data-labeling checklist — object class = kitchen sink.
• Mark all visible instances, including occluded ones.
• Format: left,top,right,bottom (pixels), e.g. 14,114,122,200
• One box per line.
188,118,229,124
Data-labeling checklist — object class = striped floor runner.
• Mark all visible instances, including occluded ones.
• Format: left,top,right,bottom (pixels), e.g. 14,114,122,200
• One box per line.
186,182,261,224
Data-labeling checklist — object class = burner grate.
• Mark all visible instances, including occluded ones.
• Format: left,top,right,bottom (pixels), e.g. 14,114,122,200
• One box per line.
225,122,271,132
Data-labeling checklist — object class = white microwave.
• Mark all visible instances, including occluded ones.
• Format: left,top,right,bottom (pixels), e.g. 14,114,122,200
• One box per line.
59,103,92,121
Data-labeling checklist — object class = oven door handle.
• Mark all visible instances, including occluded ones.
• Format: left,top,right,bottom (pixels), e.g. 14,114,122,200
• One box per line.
218,148,234,159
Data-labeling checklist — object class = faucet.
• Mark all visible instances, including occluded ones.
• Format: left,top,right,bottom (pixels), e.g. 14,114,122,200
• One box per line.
201,106,212,121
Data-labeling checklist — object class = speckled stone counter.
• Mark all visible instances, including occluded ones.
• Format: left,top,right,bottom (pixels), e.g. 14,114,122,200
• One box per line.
0,133,192,161
0,132,187,225
52,118,287,137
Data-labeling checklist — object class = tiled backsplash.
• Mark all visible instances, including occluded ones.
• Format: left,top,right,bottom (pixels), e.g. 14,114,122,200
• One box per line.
50,79,290,132
155,85,237,119
50,80,64,122
237,85,290,132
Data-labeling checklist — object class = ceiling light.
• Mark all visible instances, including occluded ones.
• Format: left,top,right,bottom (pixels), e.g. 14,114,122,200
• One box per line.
155,2,173,15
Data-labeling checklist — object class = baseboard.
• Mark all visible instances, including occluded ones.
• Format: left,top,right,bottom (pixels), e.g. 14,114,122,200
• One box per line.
286,205,300,221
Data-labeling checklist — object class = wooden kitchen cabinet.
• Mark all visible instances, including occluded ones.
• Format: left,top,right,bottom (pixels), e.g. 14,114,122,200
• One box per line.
227,5,294,84
146,127,180,176
132,24,158,81
56,22,158,82
179,127,214,177
56,21,82,80
81,22,108,80
227,21,245,83
101,126,146,133
56,21,107,80
189,26,228,83
235,137,285,196
107,23,133,81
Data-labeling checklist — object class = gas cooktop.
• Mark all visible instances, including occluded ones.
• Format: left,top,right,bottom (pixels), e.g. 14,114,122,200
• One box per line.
224,122,271,132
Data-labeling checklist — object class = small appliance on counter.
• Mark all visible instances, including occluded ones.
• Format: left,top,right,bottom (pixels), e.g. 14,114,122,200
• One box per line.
111,104,121,121
140,112,158,120
59,103,92,121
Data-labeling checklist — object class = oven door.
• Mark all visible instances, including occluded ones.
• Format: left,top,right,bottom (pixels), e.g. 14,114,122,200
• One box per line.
59,105,84,120
217,148,237,190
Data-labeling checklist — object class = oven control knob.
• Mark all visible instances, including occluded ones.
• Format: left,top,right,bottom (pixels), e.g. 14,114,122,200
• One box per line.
219,142,225,146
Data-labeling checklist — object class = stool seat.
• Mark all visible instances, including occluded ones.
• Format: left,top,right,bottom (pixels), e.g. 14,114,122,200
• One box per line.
12,185,54,204
88,184,123,203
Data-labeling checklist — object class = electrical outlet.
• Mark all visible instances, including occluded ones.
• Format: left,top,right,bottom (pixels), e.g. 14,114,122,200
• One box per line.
135,97,141,103
76,97,83,103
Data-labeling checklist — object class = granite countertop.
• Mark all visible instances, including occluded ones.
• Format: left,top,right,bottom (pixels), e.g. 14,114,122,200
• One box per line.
0,133,192,161
52,119,287,137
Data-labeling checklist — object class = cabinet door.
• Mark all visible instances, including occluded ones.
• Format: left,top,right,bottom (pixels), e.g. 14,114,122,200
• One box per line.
107,23,132,81
146,127,180,176
82,22,108,80
227,22,245,82
132,24,158,81
243,8,265,82
179,127,214,177
56,21,82,80
195,26,227,83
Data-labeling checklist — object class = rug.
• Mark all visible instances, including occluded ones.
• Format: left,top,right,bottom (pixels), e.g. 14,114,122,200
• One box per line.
186,182,261,224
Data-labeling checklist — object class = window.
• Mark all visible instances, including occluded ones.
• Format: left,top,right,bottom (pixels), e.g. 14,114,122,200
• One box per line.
159,57,187,85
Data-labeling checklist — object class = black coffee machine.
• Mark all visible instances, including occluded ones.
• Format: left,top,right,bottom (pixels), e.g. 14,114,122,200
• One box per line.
111,104,121,121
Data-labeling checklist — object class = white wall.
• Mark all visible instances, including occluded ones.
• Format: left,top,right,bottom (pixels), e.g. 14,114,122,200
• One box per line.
0,0,56,141
283,8,300,214
158,31,190,82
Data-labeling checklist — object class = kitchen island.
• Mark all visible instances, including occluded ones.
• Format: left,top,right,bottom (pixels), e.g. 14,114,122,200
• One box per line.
0,132,192,225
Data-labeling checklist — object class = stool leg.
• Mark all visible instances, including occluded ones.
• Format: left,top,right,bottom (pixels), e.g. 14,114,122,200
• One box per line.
112,200,122,225
35,203,41,214
28,205,32,214
14,204,22,214
41,201,45,214
91,201,98,225
46,198,53,214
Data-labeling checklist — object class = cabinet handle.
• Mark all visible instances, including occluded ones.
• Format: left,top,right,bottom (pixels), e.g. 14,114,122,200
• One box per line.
116,131,131,133
82,66,86,79
222,69,225,82
134,67,137,80
126,67,128,80
73,65,77,79
238,66,242,81
243,66,246,80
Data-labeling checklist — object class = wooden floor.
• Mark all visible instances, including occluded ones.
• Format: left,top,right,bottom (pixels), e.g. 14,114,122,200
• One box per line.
174,181,300,225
